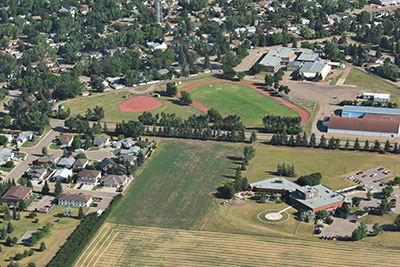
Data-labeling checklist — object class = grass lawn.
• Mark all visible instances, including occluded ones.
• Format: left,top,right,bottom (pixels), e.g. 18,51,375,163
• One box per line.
344,68,400,104
189,82,299,127
109,140,241,229
0,205,84,266
206,201,314,239
1,165,15,172
330,73,343,85
49,144,60,150
13,152,26,159
244,144,400,190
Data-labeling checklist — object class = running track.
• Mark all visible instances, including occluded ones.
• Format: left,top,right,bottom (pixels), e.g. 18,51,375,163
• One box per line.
180,80,309,125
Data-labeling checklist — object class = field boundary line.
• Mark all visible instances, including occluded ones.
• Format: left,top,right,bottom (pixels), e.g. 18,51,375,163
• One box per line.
91,231,120,267
82,228,116,267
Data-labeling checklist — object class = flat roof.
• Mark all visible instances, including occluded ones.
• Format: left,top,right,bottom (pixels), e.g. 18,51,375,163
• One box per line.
250,177,300,192
299,61,327,73
291,184,345,210
362,92,390,98
343,105,400,116
288,61,302,66
329,116,400,133
296,52,319,62
259,54,281,67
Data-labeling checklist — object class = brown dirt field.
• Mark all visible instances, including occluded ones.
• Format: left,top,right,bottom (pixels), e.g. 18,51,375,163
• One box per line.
118,96,163,112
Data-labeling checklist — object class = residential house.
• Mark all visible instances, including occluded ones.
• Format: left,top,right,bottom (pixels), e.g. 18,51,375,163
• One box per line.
120,146,141,156
34,155,56,167
99,158,117,171
58,135,74,147
147,42,168,51
57,157,76,168
72,158,89,170
1,185,33,206
119,155,137,165
0,148,14,165
17,131,33,144
58,193,92,207
77,169,102,185
0,133,13,143
102,174,129,188
112,139,137,149
93,137,110,147
26,168,47,181
52,168,72,181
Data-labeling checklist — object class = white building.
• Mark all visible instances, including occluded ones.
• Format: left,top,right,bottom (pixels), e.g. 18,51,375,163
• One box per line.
362,93,390,103
147,42,168,51
58,194,92,207
52,168,73,181
299,61,331,80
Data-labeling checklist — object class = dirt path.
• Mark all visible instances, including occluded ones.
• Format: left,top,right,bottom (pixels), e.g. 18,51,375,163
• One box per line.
336,64,353,85
181,80,310,125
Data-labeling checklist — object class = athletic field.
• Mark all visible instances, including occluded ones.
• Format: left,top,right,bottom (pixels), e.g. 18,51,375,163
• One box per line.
189,82,299,127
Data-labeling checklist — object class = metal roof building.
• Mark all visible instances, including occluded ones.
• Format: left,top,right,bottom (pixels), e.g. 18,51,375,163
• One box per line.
342,105,400,118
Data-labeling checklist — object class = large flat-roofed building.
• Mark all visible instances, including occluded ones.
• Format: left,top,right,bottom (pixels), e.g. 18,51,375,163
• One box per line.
250,177,345,213
328,116,400,137
299,61,331,80
341,105,400,118
296,52,320,62
259,53,281,72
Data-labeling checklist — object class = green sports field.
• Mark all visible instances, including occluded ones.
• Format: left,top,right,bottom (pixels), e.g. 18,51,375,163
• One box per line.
189,83,299,127
109,140,241,229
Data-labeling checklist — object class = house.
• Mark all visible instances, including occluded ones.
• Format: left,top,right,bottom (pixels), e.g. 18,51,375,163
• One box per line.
112,139,137,149
102,174,129,188
57,157,76,168
147,42,168,51
1,185,33,206
72,158,89,170
0,148,14,165
0,133,13,143
120,146,141,156
52,168,73,181
58,135,74,147
93,137,110,147
26,168,47,181
34,155,56,167
17,131,33,144
77,169,102,185
119,155,137,165
58,193,92,207
98,158,117,171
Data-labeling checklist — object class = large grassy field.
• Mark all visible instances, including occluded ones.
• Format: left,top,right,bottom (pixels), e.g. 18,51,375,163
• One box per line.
63,90,202,122
75,223,400,267
344,68,400,104
189,83,299,127
244,144,400,190
0,206,84,266
108,140,241,229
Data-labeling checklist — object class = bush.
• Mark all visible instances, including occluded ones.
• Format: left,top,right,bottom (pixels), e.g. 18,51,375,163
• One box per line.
3,161,14,168
296,173,322,186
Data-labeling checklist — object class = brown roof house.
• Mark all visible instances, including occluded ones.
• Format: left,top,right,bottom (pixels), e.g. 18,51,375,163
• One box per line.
1,185,33,206
77,169,102,185
58,193,92,207
57,135,74,147
102,174,129,188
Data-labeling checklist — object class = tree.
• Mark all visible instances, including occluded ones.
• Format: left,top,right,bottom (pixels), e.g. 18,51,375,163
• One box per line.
364,140,370,151
315,210,329,220
55,180,63,197
299,210,315,222
345,140,350,150
165,82,178,96
7,222,13,234
237,72,245,81
382,185,394,199
62,207,73,217
250,131,257,143
264,74,274,86
309,133,316,147
352,197,362,207
354,138,360,150
319,135,327,148
18,200,26,211
26,180,33,188
367,190,372,201
42,146,48,156
179,91,192,105
395,214,400,228
28,263,36,267
78,207,85,219
0,227,6,240
12,207,17,220
71,136,81,149
42,181,50,194
39,242,46,251
223,183,235,199
297,173,322,186
373,223,382,236
243,146,256,164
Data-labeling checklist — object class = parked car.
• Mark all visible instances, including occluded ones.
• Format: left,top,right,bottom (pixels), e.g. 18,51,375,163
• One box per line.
373,180,379,182
347,175,354,179
362,174,367,178
357,171,363,175
378,168,384,171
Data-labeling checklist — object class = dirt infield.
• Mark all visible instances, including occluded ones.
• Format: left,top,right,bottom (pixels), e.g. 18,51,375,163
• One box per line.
118,96,163,112
182,80,309,125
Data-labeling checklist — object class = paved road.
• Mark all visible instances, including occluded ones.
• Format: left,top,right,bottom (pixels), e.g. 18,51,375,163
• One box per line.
6,120,65,182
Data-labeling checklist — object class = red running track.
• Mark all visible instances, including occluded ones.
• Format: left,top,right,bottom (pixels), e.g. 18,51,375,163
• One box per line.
180,80,309,125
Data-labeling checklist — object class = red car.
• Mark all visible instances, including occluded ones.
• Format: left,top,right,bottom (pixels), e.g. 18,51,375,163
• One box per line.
373,180,379,182
362,174,367,177
391,199,397,205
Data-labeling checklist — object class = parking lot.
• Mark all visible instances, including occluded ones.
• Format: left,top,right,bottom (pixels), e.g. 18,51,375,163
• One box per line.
26,195,55,213
346,167,394,191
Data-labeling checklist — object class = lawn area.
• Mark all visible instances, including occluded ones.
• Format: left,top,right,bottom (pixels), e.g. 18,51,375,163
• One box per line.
189,82,299,127
206,201,314,239
344,68,400,104
244,144,400,190
330,73,343,85
75,223,400,267
49,144,60,150
109,140,241,229
0,205,84,266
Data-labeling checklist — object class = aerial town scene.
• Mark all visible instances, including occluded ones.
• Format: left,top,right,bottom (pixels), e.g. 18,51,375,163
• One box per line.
0,0,400,266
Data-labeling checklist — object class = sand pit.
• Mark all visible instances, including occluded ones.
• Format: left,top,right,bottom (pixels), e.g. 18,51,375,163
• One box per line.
119,96,163,112
265,212,283,221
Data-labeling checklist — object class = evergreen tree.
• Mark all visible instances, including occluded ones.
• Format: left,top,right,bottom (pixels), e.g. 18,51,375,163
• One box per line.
42,181,50,194
319,135,327,148
354,138,360,150
309,133,316,147
39,242,46,251
250,131,257,143
12,207,17,220
394,142,399,154
0,227,7,240
55,180,63,197
4,206,10,221
78,207,85,220
373,140,381,152
7,222,13,234
345,139,350,150
364,140,370,151
302,133,308,147
384,140,391,152
288,135,295,146
26,180,33,187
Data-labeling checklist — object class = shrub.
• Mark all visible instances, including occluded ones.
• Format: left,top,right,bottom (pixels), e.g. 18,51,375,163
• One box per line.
296,173,322,186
